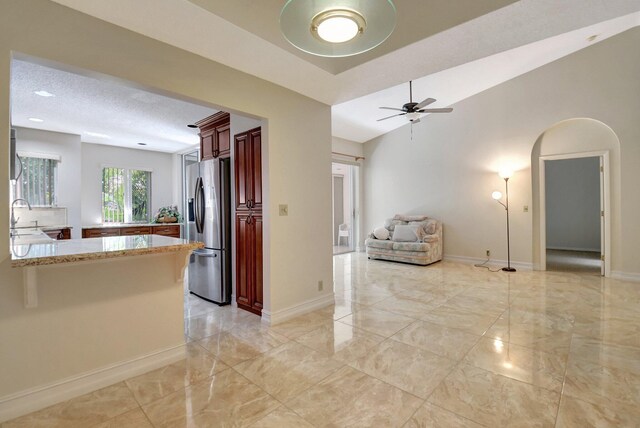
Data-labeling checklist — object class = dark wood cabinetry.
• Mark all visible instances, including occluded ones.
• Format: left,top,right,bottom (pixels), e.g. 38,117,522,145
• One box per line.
196,112,231,160
234,127,263,315
234,128,262,212
83,228,121,238
151,225,181,238
235,212,263,315
82,224,181,238
120,226,152,236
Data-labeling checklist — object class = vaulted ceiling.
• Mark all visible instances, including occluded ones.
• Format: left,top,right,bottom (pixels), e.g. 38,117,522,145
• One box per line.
44,0,640,143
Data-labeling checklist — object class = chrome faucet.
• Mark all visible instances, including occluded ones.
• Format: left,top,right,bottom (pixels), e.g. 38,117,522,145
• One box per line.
10,198,32,229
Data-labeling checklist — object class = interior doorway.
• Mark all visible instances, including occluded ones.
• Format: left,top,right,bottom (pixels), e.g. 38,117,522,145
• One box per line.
544,156,602,274
332,162,358,255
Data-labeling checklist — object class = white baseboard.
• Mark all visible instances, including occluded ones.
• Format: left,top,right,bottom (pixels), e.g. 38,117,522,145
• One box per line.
611,271,640,282
262,293,335,325
444,254,533,271
0,344,186,423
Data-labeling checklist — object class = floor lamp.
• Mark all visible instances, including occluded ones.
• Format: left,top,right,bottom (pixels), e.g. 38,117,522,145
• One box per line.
492,170,516,272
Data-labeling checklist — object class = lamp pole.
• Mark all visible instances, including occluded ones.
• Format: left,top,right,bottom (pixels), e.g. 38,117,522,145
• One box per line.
502,177,516,272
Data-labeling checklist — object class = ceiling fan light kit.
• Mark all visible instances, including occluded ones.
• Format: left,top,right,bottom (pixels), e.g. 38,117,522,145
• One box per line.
280,0,396,57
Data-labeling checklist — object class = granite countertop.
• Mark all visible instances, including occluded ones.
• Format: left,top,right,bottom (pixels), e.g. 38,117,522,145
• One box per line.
11,234,203,267
82,223,183,229
13,224,73,230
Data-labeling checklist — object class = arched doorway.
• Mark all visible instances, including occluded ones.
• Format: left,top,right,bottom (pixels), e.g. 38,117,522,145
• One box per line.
531,118,621,276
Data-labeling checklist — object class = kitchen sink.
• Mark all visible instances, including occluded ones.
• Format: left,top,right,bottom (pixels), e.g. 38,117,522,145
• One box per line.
10,228,54,243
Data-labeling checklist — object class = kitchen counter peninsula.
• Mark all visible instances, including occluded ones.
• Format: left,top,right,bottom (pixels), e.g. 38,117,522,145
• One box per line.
10,234,201,267
4,233,203,419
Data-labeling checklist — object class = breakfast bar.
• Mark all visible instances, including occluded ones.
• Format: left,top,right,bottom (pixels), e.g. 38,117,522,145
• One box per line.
10,233,202,307
3,233,203,420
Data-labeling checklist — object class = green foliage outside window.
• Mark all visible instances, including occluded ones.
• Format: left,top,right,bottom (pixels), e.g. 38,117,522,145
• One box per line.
102,167,151,223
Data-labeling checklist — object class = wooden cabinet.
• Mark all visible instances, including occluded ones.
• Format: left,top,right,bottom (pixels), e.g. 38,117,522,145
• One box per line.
43,227,71,240
83,228,121,238
235,127,263,315
196,112,231,160
234,127,262,211
235,212,263,315
151,224,181,238
82,224,181,238
120,226,152,235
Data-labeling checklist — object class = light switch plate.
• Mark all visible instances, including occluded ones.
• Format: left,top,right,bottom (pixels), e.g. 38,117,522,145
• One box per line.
523,205,529,213
279,204,288,216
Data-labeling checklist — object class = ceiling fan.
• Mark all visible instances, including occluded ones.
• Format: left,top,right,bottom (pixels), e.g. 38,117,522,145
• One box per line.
377,81,453,124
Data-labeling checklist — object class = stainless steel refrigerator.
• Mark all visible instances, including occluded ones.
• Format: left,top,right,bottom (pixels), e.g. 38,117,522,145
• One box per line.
186,158,231,305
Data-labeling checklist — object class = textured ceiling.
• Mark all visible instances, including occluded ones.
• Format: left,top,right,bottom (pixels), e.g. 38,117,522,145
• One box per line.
41,0,640,143
187,0,518,74
50,0,640,106
11,60,216,153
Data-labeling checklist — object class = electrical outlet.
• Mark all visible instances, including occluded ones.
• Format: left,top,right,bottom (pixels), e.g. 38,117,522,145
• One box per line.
486,249,491,257
318,280,323,291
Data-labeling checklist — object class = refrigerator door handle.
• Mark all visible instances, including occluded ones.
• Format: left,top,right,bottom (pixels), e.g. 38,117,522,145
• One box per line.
195,176,204,234
194,250,218,258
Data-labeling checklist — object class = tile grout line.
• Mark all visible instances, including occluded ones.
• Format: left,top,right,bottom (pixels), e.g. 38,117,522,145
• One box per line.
553,332,577,427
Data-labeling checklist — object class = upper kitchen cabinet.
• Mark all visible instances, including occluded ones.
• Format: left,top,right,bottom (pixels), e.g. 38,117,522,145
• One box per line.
195,112,231,160
234,127,262,212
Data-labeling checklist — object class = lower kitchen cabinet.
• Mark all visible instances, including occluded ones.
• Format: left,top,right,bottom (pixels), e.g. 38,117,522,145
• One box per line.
151,224,181,238
82,228,121,238
235,212,263,315
120,226,152,235
82,224,181,238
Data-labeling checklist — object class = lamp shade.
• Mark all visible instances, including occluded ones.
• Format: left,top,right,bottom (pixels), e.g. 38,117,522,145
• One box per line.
492,191,503,200
280,0,397,57
498,169,514,179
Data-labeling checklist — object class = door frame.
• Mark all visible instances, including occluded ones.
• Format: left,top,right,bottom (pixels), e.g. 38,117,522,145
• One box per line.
331,160,360,253
332,174,345,246
538,150,610,276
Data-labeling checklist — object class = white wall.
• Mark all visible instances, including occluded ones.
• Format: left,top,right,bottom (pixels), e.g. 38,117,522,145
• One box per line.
0,0,332,405
332,136,363,159
81,143,177,225
13,127,82,238
545,157,601,251
364,27,640,275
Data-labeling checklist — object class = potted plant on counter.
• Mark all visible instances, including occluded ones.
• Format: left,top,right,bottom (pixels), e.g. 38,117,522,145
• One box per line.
154,205,182,223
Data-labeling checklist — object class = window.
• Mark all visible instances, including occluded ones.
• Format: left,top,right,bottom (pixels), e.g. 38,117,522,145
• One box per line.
102,167,151,223
15,154,59,206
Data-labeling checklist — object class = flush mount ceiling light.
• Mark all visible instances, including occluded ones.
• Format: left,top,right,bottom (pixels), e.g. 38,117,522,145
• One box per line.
280,0,396,57
86,131,111,139
34,90,55,97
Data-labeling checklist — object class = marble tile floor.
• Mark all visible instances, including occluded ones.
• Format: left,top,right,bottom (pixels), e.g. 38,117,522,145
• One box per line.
5,252,640,427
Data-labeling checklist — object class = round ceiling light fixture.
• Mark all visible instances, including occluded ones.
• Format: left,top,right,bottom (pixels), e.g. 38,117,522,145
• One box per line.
312,9,365,44
280,0,396,57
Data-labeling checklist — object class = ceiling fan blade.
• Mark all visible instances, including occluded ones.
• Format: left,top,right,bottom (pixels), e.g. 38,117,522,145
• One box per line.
415,97,436,109
419,108,453,113
377,113,406,121
379,107,405,112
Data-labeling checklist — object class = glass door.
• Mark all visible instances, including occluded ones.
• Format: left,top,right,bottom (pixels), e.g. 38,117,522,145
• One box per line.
332,162,358,255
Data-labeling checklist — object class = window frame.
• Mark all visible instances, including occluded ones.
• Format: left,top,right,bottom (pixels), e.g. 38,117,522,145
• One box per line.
101,165,153,224
15,151,61,207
